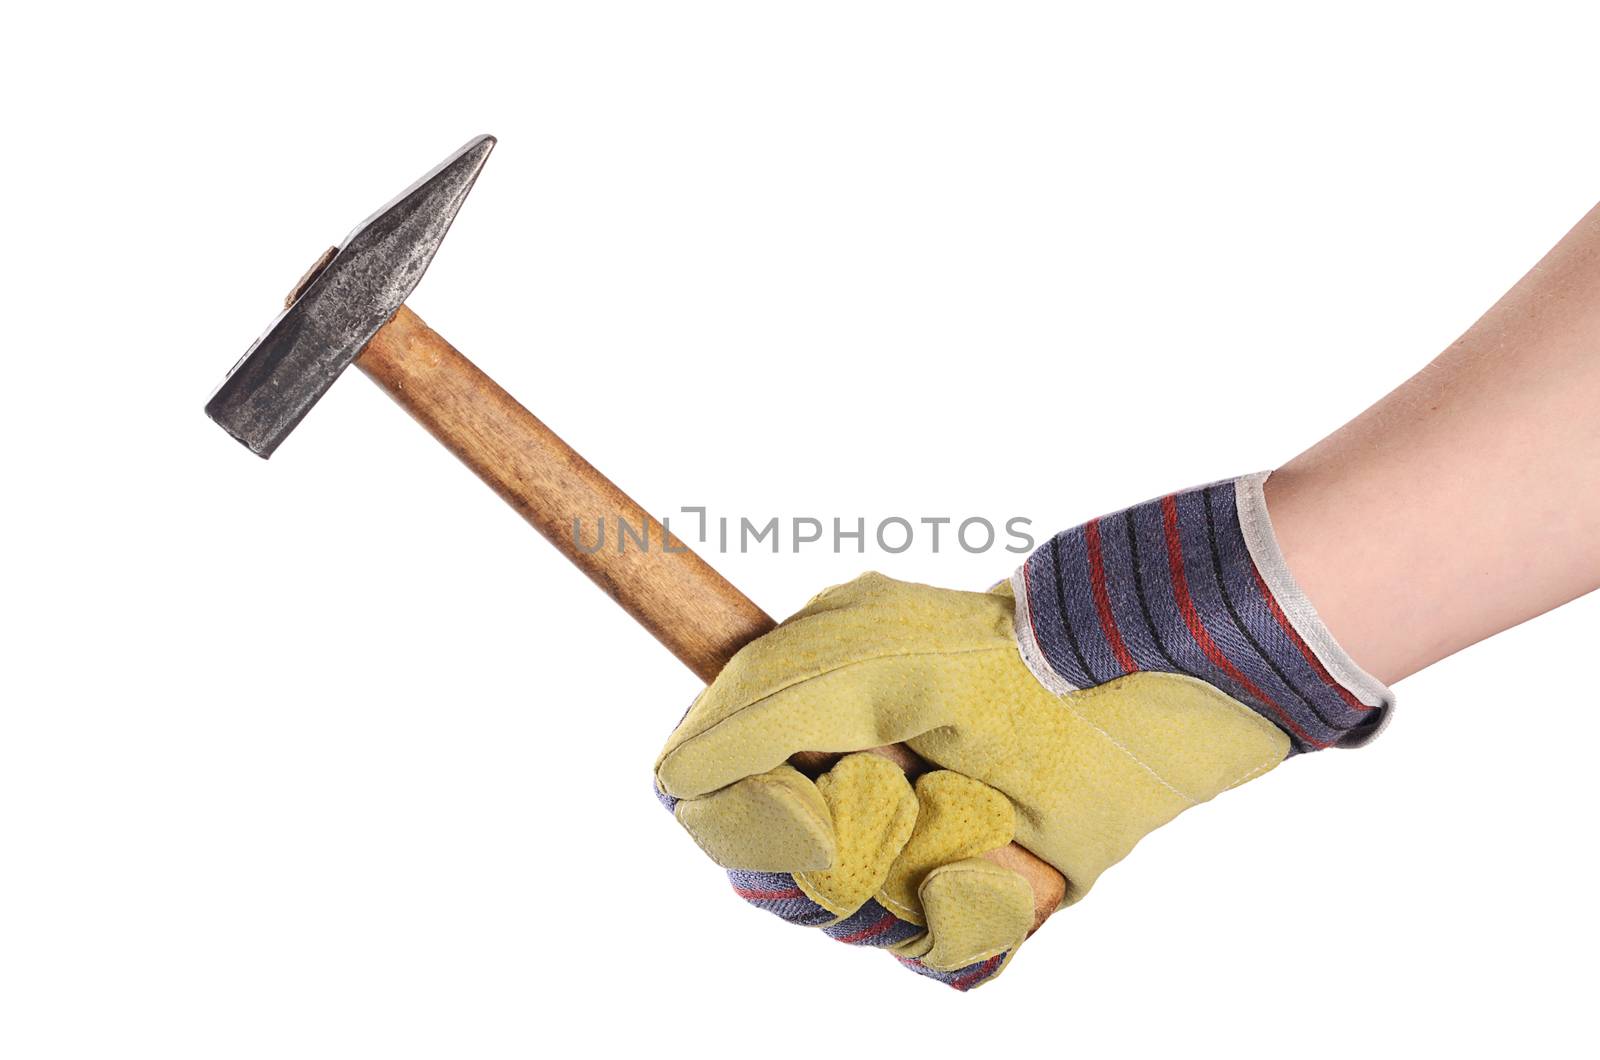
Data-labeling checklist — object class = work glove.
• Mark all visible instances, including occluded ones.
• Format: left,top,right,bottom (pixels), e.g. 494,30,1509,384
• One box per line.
653,473,1393,989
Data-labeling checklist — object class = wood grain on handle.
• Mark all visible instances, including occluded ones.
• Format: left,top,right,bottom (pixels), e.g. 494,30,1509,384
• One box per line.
356,305,1066,930
359,306,770,682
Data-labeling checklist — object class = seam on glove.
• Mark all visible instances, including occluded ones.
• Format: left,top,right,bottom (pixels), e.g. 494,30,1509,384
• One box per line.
1221,756,1278,791
1060,698,1199,807
876,889,923,923
1072,671,1292,746
1011,565,1080,696
1062,675,1284,805
922,939,1015,973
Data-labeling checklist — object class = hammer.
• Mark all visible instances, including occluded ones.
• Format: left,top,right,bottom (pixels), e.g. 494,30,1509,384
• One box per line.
205,135,1066,929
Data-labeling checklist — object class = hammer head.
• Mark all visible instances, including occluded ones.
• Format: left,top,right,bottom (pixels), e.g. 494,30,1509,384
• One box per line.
205,135,496,457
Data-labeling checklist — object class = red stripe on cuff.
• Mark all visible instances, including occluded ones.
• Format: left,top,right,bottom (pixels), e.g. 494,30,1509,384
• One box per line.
1085,518,1138,675
1248,564,1372,713
1160,496,1327,749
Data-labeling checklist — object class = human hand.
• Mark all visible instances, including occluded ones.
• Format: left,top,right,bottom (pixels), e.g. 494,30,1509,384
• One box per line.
654,567,1299,988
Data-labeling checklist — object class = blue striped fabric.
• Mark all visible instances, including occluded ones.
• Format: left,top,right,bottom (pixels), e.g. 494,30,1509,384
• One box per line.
1017,480,1383,752
896,951,1008,990
821,897,925,947
727,868,1005,988
659,783,1007,988
726,869,836,927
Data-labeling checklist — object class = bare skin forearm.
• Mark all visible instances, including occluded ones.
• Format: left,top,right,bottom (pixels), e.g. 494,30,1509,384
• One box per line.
1266,202,1600,685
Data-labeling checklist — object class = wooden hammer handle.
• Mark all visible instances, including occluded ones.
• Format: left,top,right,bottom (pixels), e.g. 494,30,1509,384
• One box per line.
356,305,1066,928
359,305,771,683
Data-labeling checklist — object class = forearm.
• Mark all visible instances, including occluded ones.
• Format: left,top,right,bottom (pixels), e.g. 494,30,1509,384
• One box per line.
1266,202,1600,685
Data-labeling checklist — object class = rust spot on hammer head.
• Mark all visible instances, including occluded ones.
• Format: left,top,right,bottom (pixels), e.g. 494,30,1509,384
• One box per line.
285,246,339,310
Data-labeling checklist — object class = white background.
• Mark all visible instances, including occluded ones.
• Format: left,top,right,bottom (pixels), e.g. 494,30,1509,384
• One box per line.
4,2,1598,1056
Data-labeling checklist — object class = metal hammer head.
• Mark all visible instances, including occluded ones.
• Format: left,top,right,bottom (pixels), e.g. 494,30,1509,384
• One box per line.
205,135,496,458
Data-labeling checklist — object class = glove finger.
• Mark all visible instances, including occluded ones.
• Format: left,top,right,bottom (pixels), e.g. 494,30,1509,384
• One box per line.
912,857,1033,973
672,764,834,872
654,573,1013,800
720,756,926,949
794,752,920,916
878,770,1016,924
654,662,959,800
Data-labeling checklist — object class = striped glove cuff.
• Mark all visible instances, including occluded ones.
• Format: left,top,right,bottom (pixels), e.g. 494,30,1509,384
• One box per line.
1010,471,1392,752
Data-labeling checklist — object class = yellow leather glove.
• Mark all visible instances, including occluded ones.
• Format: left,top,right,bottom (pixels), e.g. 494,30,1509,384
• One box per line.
654,573,1293,987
